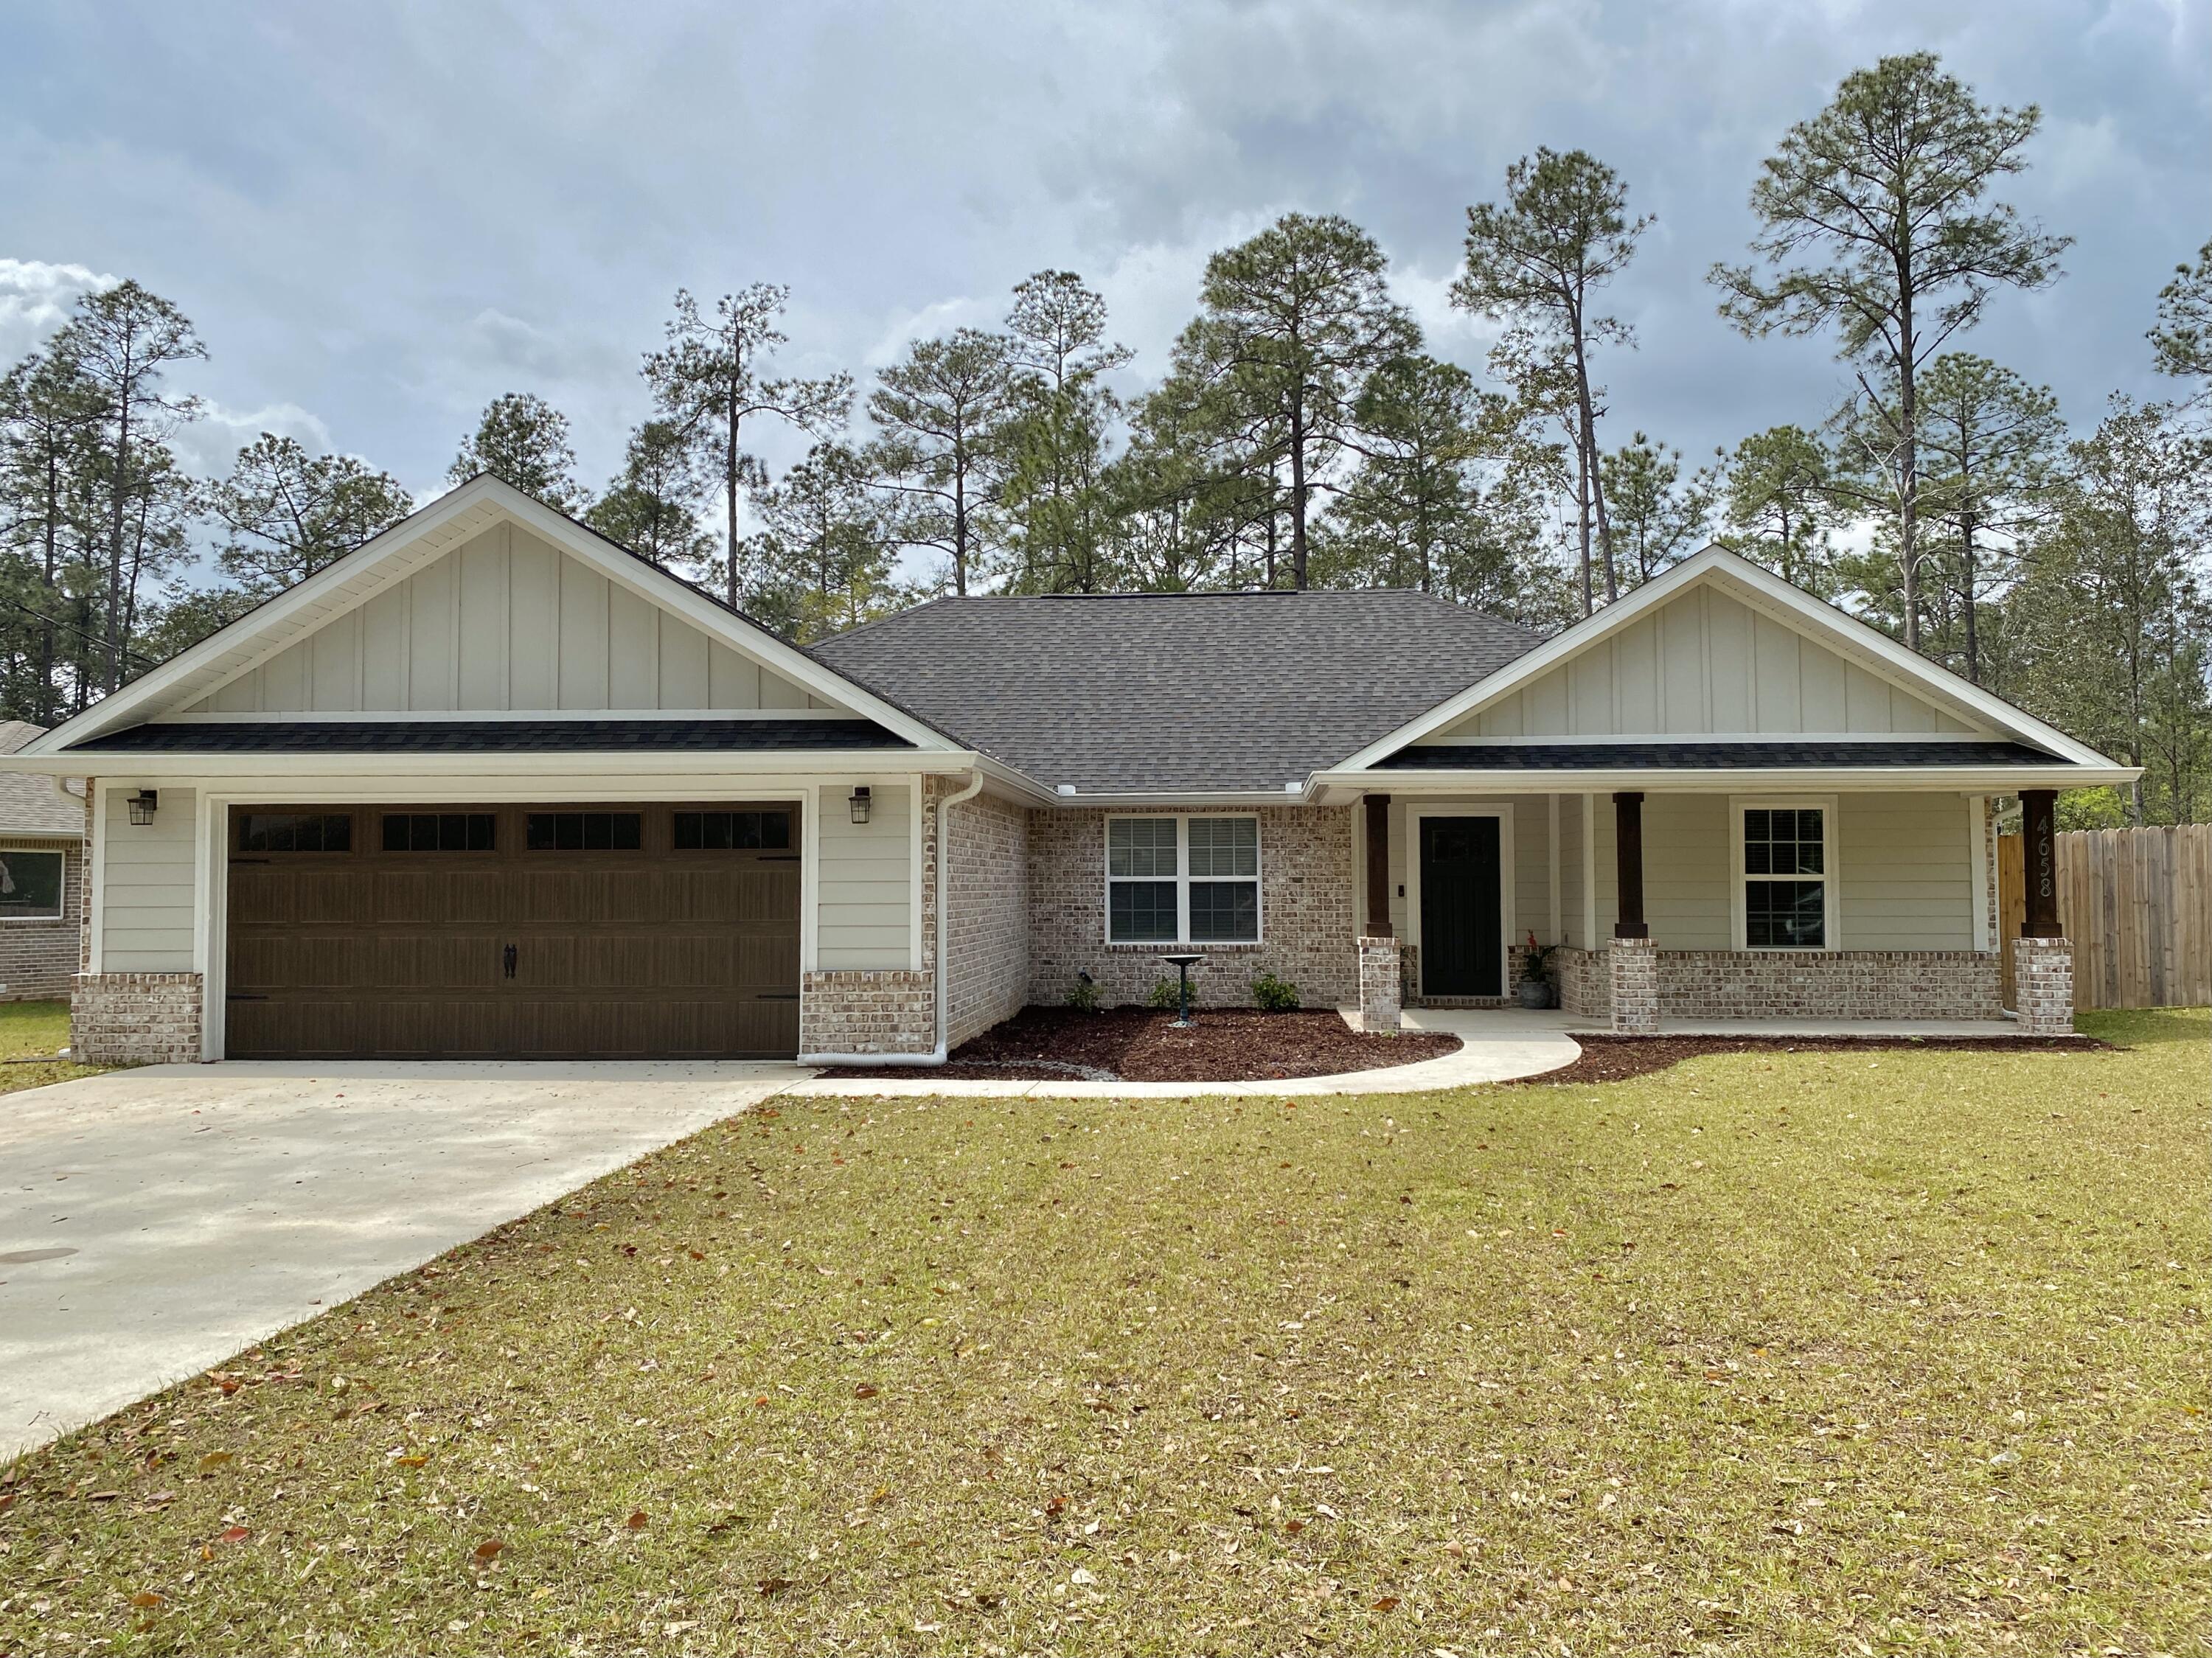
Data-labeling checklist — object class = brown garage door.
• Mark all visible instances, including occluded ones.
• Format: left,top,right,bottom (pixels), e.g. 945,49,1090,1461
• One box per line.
224,803,801,1059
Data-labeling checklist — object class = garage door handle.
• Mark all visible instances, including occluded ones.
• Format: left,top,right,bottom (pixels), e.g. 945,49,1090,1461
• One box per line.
502,944,517,980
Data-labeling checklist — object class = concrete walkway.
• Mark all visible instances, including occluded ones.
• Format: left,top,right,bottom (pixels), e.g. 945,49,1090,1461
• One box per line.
0,1060,805,1460
782,1006,1583,1098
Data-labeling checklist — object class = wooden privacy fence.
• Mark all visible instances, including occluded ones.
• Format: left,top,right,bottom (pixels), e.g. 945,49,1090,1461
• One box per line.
1998,824,2212,1009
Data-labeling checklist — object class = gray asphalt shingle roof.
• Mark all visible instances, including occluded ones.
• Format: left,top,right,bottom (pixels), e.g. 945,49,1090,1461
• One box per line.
0,721,84,837
809,590,1542,793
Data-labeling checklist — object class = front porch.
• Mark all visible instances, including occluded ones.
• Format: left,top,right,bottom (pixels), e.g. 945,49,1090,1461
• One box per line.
1349,784,2076,1037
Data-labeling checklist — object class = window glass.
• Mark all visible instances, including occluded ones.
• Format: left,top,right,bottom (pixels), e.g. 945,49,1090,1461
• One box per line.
1189,816,1258,877
1189,879,1259,942
1107,817,1177,877
673,810,791,851
1109,880,1179,942
1743,807,1825,947
0,850,65,919
525,812,643,851
238,812,352,853
382,812,495,852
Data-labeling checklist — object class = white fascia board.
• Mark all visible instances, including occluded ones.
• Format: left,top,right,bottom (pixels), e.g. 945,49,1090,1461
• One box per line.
22,476,962,759
1311,762,2142,795
1332,547,2126,773
20,481,506,754
0,748,975,780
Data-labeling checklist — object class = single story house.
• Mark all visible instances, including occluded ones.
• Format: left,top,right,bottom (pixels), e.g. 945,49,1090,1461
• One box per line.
0,720,86,1003
0,475,2130,1065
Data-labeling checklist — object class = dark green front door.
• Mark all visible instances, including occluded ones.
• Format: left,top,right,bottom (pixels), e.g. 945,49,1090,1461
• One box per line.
1419,816,1503,997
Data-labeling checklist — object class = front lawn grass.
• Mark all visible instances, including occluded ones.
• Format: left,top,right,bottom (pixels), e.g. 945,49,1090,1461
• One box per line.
2,1009,2204,1655
0,997,99,1095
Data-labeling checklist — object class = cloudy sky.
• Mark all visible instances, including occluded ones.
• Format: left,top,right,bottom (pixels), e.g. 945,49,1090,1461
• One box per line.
4,0,2205,518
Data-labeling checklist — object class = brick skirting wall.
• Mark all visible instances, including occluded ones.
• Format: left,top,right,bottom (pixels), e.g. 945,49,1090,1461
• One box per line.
1552,947,2000,1022
73,971,201,1065
946,791,1030,1048
799,969,936,1058
1029,806,1357,1010
0,840,82,1000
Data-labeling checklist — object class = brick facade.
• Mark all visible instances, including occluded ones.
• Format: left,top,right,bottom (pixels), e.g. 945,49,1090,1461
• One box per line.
798,969,936,1056
1554,943,2000,1023
72,971,202,1065
0,839,82,1000
2011,936,2073,1036
1357,936,1401,1033
1028,806,1357,1010
945,790,1030,1047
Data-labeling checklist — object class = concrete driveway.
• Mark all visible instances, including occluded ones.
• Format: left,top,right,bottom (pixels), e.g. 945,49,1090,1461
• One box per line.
0,1060,806,1460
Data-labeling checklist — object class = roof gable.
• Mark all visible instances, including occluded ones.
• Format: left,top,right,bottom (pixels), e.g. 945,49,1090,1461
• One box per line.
1338,548,2121,772
28,477,958,754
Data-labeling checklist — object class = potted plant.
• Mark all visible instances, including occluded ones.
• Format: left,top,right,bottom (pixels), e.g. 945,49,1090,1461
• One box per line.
1517,932,1557,1009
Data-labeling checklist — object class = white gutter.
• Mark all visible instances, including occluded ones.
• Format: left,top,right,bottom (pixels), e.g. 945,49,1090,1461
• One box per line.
798,769,987,1070
0,748,976,779
1310,764,2141,795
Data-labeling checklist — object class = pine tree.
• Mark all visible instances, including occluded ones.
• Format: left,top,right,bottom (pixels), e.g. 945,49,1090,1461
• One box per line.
448,392,588,512
1455,149,1648,612
1712,52,2068,653
208,433,413,594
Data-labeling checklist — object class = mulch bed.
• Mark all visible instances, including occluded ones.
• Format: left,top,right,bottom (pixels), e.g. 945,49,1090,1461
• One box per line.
820,1005,1461,1084
1509,1031,2111,1086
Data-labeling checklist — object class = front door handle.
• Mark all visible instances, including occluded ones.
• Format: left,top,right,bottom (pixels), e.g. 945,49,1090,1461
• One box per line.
502,943,518,980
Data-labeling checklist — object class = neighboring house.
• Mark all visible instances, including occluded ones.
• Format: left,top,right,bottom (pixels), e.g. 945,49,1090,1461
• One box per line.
0,475,2132,1065
0,721,84,1003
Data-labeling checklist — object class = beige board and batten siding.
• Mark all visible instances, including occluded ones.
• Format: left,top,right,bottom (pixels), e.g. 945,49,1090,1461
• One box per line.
184,520,837,714
1420,585,1981,742
99,786,197,972
814,781,915,970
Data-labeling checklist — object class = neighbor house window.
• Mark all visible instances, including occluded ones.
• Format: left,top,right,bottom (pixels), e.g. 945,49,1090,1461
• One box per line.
1739,804,1832,950
1107,815,1260,944
0,850,65,919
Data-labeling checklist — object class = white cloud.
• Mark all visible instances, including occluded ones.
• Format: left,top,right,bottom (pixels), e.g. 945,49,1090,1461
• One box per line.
167,400,336,479
0,257,118,363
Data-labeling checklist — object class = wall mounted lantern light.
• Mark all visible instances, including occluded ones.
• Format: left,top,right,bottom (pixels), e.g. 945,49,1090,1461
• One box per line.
126,790,160,827
848,786,872,825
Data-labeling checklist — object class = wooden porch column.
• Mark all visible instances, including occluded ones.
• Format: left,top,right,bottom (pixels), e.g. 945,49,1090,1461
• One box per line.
1363,793,1392,937
2021,788,2060,937
1613,790,1647,939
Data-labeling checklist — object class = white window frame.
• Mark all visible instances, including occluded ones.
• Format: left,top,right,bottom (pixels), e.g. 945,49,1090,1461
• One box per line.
1730,794,1840,952
1102,813,1263,947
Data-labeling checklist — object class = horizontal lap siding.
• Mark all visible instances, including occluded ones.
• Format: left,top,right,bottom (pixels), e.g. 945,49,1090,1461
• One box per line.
1840,793,1972,950
1641,794,1729,950
100,787,197,971
815,782,913,970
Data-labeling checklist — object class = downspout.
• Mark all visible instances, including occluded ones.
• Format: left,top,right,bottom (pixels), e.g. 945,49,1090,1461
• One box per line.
798,770,985,1069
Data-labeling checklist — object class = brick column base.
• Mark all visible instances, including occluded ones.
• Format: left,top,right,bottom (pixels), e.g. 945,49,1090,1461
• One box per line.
1357,936,1402,1034
1609,936,1659,1034
72,972,203,1065
2011,936,2074,1037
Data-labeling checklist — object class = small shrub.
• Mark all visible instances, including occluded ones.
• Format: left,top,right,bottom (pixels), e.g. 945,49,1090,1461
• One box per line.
1146,976,1197,1011
1251,971,1301,1012
1065,975,1099,1013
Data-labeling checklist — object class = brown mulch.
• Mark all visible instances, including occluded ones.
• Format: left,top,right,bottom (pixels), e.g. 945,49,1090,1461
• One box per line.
820,1005,1461,1084
1509,1031,2111,1086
